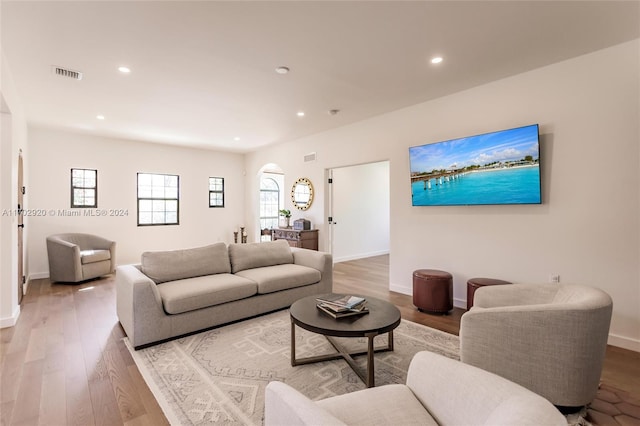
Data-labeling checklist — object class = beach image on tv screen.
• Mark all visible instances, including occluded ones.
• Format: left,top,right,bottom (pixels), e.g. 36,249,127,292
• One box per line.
409,124,541,206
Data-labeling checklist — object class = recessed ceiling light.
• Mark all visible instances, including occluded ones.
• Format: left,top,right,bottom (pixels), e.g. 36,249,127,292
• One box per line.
328,109,340,116
234,137,240,141
96,115,105,120
275,66,290,74
431,57,443,64
118,66,131,73
297,111,305,117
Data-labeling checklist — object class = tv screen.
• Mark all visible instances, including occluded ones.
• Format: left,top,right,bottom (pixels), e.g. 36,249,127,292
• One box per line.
409,124,541,206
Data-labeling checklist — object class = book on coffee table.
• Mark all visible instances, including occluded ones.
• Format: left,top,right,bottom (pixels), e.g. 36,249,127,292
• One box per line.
316,302,369,319
316,294,366,311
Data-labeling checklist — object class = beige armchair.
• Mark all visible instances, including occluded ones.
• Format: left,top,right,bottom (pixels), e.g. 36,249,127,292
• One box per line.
46,233,116,283
265,351,566,425
460,283,612,409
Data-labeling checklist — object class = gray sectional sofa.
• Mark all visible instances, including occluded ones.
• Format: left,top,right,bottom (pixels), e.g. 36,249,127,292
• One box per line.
116,240,332,348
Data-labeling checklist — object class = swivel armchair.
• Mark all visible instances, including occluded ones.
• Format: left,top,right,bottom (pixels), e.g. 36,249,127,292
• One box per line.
265,351,565,425
46,233,116,283
460,283,612,409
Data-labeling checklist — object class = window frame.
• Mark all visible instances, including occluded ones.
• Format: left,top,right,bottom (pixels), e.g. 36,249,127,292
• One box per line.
136,172,180,226
259,176,281,235
208,177,225,208
70,168,98,208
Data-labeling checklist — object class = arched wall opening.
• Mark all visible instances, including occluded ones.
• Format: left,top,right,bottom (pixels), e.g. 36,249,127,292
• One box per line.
256,163,284,241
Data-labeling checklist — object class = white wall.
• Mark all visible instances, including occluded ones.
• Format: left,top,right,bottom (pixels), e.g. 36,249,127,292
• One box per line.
0,49,29,327
331,161,389,262
246,40,640,351
27,127,245,275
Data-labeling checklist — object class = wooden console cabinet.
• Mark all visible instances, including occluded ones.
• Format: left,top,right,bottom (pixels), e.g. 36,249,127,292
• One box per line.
272,229,318,250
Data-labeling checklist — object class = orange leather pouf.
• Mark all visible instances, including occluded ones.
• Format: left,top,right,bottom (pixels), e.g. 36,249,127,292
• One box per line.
412,269,453,314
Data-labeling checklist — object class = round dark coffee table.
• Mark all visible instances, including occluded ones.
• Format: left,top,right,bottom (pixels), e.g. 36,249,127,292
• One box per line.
290,293,401,387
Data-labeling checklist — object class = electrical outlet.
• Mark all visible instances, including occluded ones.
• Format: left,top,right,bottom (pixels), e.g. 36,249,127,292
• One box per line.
549,274,560,283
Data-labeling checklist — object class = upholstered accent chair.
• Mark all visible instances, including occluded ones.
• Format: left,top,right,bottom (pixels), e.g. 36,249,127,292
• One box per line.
265,351,566,426
460,283,613,409
46,233,116,283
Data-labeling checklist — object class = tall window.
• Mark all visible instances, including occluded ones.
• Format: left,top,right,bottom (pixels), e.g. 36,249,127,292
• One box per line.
71,168,97,208
209,177,224,208
260,176,280,238
137,173,179,226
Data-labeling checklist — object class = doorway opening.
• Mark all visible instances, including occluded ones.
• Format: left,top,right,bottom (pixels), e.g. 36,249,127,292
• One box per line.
327,161,390,263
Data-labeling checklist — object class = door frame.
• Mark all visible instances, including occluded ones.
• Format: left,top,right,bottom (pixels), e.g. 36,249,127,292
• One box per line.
17,150,24,303
326,160,390,262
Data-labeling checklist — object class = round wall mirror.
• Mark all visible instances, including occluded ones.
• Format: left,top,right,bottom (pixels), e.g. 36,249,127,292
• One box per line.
291,177,314,211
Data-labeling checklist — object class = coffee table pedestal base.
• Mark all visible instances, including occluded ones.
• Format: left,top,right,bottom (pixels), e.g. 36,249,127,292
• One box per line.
291,321,394,388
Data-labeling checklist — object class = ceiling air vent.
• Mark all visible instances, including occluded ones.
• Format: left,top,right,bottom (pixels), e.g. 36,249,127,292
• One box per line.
304,152,317,162
52,66,83,80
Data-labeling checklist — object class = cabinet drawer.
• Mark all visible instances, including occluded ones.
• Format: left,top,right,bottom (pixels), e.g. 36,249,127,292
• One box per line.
272,229,318,250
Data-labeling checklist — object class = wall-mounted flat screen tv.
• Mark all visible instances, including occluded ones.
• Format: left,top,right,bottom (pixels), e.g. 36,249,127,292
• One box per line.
409,124,541,206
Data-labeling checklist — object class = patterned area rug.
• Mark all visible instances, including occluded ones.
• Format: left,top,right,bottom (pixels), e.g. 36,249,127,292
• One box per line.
125,309,459,425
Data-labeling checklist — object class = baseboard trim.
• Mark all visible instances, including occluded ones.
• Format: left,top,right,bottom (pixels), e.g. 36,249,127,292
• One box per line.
453,298,466,309
333,250,389,264
29,272,49,280
0,305,20,328
608,333,640,353
389,282,411,296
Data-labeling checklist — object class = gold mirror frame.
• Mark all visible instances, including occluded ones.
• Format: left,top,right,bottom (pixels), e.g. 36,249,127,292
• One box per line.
291,177,314,211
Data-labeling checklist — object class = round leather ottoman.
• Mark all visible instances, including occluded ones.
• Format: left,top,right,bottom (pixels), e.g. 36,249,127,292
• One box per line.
412,269,453,314
466,277,512,310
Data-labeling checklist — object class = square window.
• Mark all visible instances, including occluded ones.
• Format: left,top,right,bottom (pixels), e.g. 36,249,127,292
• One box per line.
71,168,97,208
137,173,179,226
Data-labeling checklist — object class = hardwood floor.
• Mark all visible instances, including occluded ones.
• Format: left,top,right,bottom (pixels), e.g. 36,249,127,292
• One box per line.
0,274,168,426
1,254,637,425
333,254,464,336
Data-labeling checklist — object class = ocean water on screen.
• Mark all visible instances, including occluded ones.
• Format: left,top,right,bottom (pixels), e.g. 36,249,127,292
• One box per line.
411,166,541,206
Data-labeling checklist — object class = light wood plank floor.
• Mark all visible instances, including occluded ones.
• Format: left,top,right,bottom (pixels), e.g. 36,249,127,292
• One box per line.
1,255,637,425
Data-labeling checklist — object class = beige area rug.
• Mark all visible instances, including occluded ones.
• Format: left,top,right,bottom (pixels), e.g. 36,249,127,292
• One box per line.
125,309,459,425
126,310,590,425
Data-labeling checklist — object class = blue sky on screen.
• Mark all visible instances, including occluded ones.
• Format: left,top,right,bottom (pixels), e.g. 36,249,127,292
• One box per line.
409,125,539,173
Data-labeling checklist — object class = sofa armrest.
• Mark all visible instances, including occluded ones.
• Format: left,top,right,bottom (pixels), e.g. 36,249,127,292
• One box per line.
292,248,333,293
116,264,169,348
265,381,347,426
46,237,83,282
406,351,565,426
291,248,331,272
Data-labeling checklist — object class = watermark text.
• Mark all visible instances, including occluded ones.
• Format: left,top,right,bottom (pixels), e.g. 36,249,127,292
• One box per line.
2,208,129,217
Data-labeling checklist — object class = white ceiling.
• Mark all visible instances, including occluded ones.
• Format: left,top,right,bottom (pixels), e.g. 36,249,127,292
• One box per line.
2,1,638,153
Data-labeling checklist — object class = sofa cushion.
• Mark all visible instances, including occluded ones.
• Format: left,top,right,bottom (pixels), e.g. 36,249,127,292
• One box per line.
229,240,293,273
80,249,111,264
235,264,321,294
141,242,231,284
156,274,257,314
